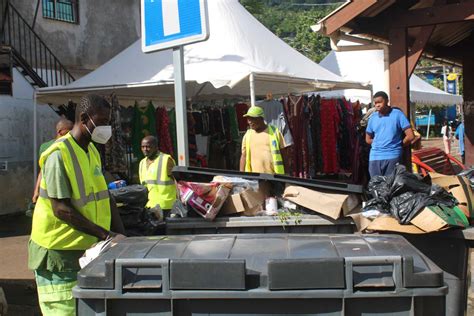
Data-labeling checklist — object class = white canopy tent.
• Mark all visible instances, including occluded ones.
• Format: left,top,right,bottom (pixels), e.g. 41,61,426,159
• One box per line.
319,48,463,105
36,0,368,106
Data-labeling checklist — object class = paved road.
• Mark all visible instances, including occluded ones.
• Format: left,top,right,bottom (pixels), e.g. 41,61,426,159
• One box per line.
0,215,39,315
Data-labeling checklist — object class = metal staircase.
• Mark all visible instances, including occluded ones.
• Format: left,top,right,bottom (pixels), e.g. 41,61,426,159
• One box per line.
0,0,74,88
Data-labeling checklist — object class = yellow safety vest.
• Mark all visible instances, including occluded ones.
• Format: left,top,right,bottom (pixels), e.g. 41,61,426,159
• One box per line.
245,125,285,174
139,153,177,210
31,133,111,250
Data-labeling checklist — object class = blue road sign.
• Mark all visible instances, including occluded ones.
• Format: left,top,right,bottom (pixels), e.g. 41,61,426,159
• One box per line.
141,0,209,53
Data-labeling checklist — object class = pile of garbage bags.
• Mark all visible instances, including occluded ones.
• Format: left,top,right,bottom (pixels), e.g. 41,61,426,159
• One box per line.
110,185,162,236
363,165,458,224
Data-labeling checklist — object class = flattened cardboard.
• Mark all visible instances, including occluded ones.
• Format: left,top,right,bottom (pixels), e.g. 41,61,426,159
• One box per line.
411,205,469,233
367,216,425,234
283,185,349,220
430,172,474,219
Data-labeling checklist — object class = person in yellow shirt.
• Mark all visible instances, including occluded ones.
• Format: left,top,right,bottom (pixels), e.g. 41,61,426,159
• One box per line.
139,136,177,217
239,106,287,174
29,94,125,316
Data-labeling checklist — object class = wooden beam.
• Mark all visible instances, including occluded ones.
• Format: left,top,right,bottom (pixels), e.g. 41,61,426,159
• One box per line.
323,0,378,35
389,28,410,115
388,27,411,168
407,26,435,76
395,2,474,27
463,49,474,166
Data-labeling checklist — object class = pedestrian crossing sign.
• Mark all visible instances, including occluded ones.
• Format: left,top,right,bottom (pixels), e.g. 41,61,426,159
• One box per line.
141,0,209,53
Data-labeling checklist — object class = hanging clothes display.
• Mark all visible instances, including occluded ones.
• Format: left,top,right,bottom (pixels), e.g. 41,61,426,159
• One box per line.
104,94,128,175
235,103,250,131
155,107,174,156
256,99,294,146
284,95,309,178
131,101,156,160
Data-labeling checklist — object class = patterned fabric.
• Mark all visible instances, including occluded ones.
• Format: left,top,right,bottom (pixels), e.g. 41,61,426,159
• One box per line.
131,101,156,160
284,95,307,177
105,94,128,174
320,99,340,174
155,107,174,156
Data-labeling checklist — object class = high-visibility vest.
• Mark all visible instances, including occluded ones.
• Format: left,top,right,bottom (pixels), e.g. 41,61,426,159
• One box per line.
245,125,285,174
31,133,111,250
139,153,177,210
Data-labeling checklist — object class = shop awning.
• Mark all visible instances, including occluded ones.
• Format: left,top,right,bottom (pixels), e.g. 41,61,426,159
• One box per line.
36,0,368,106
318,43,463,106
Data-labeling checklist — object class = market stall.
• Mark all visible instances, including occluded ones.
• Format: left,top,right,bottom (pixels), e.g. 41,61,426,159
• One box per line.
34,0,370,181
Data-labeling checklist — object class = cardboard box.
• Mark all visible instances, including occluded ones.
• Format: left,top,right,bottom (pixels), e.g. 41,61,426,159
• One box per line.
283,185,351,220
411,205,469,233
430,173,474,219
367,216,426,234
220,182,270,216
367,205,469,234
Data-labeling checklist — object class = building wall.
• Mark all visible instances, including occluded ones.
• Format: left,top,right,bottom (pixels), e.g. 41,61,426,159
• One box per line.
0,69,58,215
13,0,141,78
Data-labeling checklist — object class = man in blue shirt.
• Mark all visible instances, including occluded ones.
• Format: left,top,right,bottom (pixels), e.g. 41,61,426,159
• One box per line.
455,122,465,164
366,91,414,177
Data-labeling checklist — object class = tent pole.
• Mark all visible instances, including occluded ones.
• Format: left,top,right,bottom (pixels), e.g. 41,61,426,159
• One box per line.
426,108,432,140
173,46,189,166
249,73,256,106
33,90,38,190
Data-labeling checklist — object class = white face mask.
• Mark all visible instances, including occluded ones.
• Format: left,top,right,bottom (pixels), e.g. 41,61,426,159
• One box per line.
85,115,112,144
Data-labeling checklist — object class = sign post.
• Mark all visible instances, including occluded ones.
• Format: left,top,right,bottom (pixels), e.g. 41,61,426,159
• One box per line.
141,0,209,166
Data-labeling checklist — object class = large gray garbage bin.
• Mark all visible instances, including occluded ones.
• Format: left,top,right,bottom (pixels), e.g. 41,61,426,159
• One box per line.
74,234,447,316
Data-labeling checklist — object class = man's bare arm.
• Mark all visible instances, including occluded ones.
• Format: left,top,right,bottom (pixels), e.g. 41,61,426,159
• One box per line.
365,133,373,145
50,198,110,240
402,128,415,146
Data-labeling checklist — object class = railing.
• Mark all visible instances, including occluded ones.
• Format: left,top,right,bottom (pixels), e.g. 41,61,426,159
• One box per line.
0,0,74,87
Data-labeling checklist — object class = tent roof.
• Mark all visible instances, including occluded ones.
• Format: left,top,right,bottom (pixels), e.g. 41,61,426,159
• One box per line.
37,0,368,106
319,47,463,105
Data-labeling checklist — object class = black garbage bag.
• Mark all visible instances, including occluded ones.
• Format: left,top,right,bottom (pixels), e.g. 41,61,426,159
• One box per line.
118,206,144,228
389,165,432,197
390,185,458,224
363,197,391,214
364,164,458,224
366,175,391,199
110,185,148,207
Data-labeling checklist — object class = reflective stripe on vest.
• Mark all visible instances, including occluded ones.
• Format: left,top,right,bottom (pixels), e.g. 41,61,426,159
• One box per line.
139,153,177,209
245,125,285,174
31,134,111,250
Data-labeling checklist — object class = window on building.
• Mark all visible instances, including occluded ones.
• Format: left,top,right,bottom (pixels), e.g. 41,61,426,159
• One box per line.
42,0,79,24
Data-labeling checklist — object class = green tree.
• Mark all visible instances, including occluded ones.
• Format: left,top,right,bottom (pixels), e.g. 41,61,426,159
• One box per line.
248,5,336,63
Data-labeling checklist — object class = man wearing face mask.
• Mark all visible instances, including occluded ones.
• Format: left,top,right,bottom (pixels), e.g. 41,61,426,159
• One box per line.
139,135,177,218
28,94,125,316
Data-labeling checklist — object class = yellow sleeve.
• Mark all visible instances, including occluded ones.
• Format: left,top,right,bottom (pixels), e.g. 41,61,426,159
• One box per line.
241,132,248,154
276,129,286,149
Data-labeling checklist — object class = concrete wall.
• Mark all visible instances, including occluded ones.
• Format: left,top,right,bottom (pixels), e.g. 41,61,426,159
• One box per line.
13,0,141,78
0,69,59,215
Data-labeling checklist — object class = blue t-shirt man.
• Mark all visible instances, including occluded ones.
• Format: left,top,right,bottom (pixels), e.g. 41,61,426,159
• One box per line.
366,91,414,178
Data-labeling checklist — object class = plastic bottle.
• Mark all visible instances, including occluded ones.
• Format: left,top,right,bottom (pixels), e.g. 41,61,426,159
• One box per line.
108,180,127,190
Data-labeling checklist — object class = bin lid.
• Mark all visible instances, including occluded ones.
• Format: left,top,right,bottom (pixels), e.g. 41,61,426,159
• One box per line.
172,166,363,194
77,234,443,291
